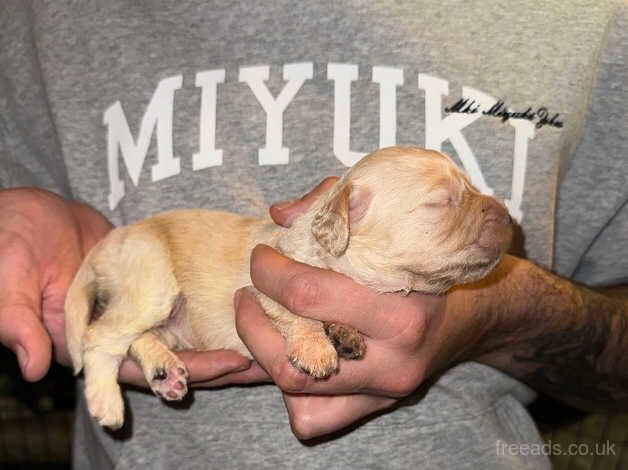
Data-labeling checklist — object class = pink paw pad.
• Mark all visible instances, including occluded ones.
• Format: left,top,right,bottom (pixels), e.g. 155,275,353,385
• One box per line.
151,366,189,401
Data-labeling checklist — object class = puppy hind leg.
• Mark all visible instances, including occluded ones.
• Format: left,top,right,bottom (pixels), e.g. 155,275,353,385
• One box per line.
82,262,181,428
82,298,179,428
82,318,133,429
129,332,189,401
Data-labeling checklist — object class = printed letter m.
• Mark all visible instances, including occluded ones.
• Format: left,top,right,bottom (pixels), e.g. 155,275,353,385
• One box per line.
104,75,182,210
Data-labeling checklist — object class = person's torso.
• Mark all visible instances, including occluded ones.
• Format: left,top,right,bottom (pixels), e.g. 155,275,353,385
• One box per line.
26,2,621,468
32,0,619,269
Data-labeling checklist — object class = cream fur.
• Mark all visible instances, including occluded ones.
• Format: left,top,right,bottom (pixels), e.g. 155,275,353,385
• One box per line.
64,146,513,428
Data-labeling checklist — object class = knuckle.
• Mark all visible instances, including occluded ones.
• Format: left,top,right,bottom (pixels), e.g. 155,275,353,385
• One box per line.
0,233,35,271
395,307,428,350
388,366,425,397
285,273,320,313
1,231,29,253
290,410,317,440
2,187,52,215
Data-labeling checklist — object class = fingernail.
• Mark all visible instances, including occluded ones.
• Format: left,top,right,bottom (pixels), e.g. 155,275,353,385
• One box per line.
234,288,244,309
272,199,297,212
15,344,29,373
235,360,252,372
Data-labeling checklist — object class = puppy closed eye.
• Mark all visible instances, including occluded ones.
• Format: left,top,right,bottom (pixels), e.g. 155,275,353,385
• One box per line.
427,186,465,208
405,198,450,215
423,192,458,209
405,186,461,214
423,198,453,208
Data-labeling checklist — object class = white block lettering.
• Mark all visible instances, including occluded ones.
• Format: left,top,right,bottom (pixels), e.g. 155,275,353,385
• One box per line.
193,69,225,170
327,63,363,166
104,75,182,209
239,63,313,165
372,66,403,148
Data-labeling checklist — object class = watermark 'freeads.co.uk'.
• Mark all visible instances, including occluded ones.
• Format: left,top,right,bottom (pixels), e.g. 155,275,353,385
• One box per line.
496,440,617,457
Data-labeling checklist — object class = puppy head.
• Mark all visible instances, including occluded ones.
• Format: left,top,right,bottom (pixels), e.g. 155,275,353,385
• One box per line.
311,147,513,294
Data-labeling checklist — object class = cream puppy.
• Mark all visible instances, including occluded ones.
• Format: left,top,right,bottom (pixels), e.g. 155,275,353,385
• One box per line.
65,146,512,429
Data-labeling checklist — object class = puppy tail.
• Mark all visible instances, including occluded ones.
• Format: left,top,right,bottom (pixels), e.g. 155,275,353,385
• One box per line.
65,258,97,375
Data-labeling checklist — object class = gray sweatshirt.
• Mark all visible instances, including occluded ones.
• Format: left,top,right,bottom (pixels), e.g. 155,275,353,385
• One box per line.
1,1,626,469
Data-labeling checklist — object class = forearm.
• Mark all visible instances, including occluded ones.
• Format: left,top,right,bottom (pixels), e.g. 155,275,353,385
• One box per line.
447,255,628,412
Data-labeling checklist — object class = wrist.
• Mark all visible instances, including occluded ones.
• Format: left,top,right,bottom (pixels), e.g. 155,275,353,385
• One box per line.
424,255,535,376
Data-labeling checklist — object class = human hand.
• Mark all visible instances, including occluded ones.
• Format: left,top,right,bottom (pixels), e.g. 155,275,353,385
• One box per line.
0,188,112,380
233,176,484,439
0,188,255,387
235,245,454,438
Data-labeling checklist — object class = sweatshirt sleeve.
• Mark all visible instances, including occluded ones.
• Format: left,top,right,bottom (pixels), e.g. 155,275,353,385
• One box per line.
0,1,72,196
554,1,628,287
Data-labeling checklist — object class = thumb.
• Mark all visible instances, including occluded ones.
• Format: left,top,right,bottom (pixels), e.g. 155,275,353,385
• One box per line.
0,303,52,381
0,241,52,381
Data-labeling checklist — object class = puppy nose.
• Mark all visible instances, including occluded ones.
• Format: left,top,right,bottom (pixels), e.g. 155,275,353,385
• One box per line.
478,196,513,252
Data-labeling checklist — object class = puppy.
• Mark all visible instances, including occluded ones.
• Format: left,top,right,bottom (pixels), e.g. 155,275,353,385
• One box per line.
65,146,512,429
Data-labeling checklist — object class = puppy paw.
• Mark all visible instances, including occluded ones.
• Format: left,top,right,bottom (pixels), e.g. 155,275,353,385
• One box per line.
324,322,366,359
287,336,338,379
86,383,125,429
150,356,189,401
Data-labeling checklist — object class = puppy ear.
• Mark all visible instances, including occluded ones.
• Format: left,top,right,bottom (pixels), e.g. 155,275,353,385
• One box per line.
311,182,353,257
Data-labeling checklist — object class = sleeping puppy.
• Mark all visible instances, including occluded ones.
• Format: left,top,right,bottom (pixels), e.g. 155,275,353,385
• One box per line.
65,146,512,429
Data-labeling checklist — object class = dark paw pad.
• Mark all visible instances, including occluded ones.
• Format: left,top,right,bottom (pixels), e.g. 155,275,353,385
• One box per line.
323,322,366,359
150,363,188,401
152,367,167,381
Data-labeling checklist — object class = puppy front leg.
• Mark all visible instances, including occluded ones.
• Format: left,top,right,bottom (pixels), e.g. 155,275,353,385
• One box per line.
256,293,338,378
129,332,189,401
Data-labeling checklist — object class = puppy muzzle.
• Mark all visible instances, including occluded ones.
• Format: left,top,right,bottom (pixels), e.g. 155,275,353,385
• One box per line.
477,197,513,254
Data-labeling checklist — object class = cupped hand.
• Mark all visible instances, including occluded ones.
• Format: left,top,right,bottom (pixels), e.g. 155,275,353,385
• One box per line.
0,187,256,387
0,188,112,380
239,246,447,395
234,246,451,438
231,176,477,439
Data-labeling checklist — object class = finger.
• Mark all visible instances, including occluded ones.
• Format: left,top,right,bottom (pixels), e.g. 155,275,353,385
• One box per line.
283,340,426,396
0,240,52,381
179,349,252,384
283,393,396,440
270,177,338,227
236,289,425,397
234,288,304,385
193,362,271,388
120,360,270,389
250,244,414,337
0,305,52,381
235,287,422,396
118,349,253,387
118,359,147,387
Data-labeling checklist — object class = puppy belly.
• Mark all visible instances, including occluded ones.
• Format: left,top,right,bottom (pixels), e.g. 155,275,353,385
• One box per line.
164,295,253,359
